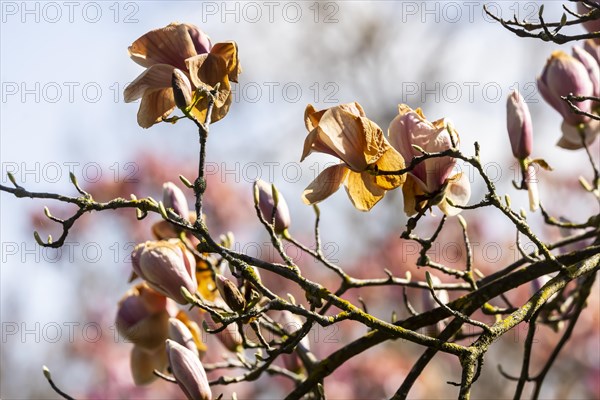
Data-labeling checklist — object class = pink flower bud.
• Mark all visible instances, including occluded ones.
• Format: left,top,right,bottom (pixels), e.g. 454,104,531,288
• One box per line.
421,275,449,336
131,240,197,304
506,90,534,159
169,318,199,357
255,179,291,234
215,274,246,312
116,283,175,350
537,51,595,125
577,1,600,34
163,182,190,218
166,339,212,400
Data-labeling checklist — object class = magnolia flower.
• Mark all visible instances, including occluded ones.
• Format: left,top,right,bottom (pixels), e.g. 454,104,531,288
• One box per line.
301,103,406,211
537,50,600,149
506,90,533,160
131,240,197,304
577,1,600,33
124,23,241,128
254,179,291,234
115,283,177,349
166,339,212,400
388,105,470,216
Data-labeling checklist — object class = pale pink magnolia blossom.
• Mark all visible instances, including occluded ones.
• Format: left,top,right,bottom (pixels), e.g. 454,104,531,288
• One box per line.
388,104,470,216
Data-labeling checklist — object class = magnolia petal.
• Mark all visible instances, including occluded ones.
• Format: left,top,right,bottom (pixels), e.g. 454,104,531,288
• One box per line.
558,120,599,150
304,104,327,132
137,88,176,128
373,145,406,190
344,171,386,211
124,64,176,102
210,41,241,83
302,164,349,205
301,128,340,162
129,23,198,70
438,173,471,216
402,174,428,216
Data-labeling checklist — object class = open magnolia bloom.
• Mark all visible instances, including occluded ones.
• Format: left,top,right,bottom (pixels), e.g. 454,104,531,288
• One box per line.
388,105,470,216
300,103,405,211
124,23,241,128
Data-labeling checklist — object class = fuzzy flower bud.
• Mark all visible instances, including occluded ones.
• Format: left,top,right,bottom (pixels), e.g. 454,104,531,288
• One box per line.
163,181,189,218
506,90,533,159
166,339,212,400
131,240,197,304
215,274,246,312
254,179,291,234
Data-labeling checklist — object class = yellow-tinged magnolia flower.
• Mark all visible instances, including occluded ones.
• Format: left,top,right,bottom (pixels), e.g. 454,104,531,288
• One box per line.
388,105,470,216
300,103,406,211
124,22,241,128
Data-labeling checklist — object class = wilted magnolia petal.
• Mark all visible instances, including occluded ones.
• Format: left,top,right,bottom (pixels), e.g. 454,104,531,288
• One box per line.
577,1,600,34
132,240,197,304
557,119,600,149
538,51,595,125
130,345,168,385
169,318,199,357
506,90,533,159
215,274,246,312
163,182,190,218
166,340,212,400
172,69,193,111
255,179,291,234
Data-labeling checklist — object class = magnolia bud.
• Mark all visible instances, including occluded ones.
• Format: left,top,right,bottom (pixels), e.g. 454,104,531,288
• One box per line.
163,182,190,218
254,179,291,234
131,240,197,304
172,69,193,111
130,345,168,385
166,339,212,400
422,275,449,336
169,318,199,357
538,51,595,125
215,275,246,312
506,90,533,159
116,283,175,350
